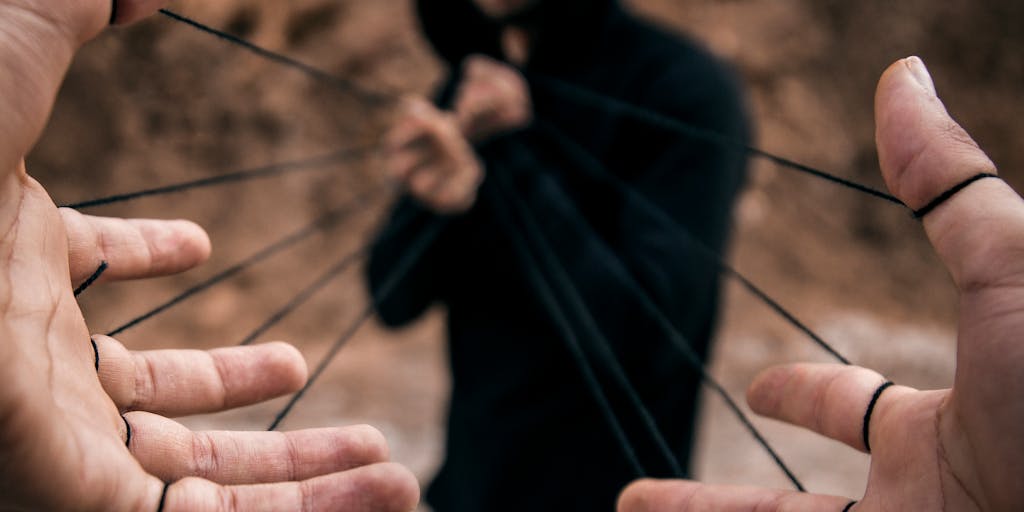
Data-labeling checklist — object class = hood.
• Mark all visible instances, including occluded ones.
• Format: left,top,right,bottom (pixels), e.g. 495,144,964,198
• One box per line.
416,0,622,69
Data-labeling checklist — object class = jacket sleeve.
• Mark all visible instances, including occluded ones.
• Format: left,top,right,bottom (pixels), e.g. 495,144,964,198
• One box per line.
366,196,453,327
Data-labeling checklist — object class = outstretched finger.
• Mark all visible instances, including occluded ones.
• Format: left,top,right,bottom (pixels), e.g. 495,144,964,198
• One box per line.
93,336,307,416
618,479,853,512
125,412,390,484
160,464,420,512
875,57,1024,294
62,209,211,286
746,364,912,453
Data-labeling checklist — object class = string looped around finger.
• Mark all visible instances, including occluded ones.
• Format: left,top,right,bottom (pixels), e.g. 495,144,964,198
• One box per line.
122,415,133,449
90,337,100,372
862,381,895,453
74,261,108,297
156,481,171,512
912,173,999,219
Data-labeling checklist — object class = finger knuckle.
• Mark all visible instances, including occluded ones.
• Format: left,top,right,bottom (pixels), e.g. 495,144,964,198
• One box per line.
189,432,222,480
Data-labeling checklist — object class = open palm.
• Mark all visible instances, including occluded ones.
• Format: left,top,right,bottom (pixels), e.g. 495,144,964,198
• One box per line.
0,1,418,510
619,58,1024,512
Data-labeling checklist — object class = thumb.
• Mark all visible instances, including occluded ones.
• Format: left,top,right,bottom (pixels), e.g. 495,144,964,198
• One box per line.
875,56,1024,291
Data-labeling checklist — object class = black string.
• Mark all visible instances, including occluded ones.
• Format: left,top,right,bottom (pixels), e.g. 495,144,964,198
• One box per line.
158,9,393,107
106,196,370,338
109,0,118,25
91,337,100,372
486,179,649,478
239,246,368,346
74,261,109,297
728,271,851,365
499,138,806,490
238,195,416,347
268,304,375,431
62,147,371,210
862,381,894,453
536,122,851,366
842,501,858,512
158,7,908,211
528,74,906,208
268,218,448,431
156,481,170,512
123,415,132,448
146,7,899,489
490,172,683,477
912,173,999,219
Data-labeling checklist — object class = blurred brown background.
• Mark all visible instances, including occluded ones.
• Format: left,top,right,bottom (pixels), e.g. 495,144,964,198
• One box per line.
29,0,1023,506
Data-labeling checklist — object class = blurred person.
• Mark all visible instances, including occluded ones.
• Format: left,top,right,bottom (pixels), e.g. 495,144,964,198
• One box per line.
0,1,419,510
618,58,1024,512
368,0,749,509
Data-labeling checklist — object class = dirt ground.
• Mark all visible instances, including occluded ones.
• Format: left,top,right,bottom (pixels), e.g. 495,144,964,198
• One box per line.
28,0,1024,508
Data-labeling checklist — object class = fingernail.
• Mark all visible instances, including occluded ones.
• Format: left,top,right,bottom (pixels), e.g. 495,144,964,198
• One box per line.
905,56,936,96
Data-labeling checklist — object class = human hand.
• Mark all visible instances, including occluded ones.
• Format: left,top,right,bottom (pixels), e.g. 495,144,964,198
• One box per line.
0,1,419,510
454,55,533,143
383,97,484,213
618,57,1024,511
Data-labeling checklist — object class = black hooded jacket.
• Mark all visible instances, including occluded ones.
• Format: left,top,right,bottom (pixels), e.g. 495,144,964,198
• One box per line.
368,1,750,510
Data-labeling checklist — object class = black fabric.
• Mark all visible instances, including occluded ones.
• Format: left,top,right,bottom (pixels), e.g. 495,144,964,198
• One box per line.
368,1,750,510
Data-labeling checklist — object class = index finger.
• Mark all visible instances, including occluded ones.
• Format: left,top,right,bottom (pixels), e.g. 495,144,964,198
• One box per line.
93,336,307,417
62,209,211,286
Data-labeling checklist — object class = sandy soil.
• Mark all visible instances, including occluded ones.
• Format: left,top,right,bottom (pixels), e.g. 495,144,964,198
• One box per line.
28,0,1023,508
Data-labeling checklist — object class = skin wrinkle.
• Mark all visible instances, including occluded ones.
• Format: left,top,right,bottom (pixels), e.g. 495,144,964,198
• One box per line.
811,368,844,443
131,352,158,412
0,9,76,167
924,189,1024,295
93,213,112,274
301,478,316,512
750,491,779,512
35,235,63,421
936,400,985,512
7,1,75,45
132,220,160,273
208,351,232,410
284,432,301,482
961,287,1024,329
0,177,25,312
893,132,941,208
940,120,984,155
958,250,1024,299
225,483,241,512
191,431,220,482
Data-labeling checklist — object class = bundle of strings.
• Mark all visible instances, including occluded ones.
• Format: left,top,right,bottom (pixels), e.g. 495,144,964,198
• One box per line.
70,6,996,493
